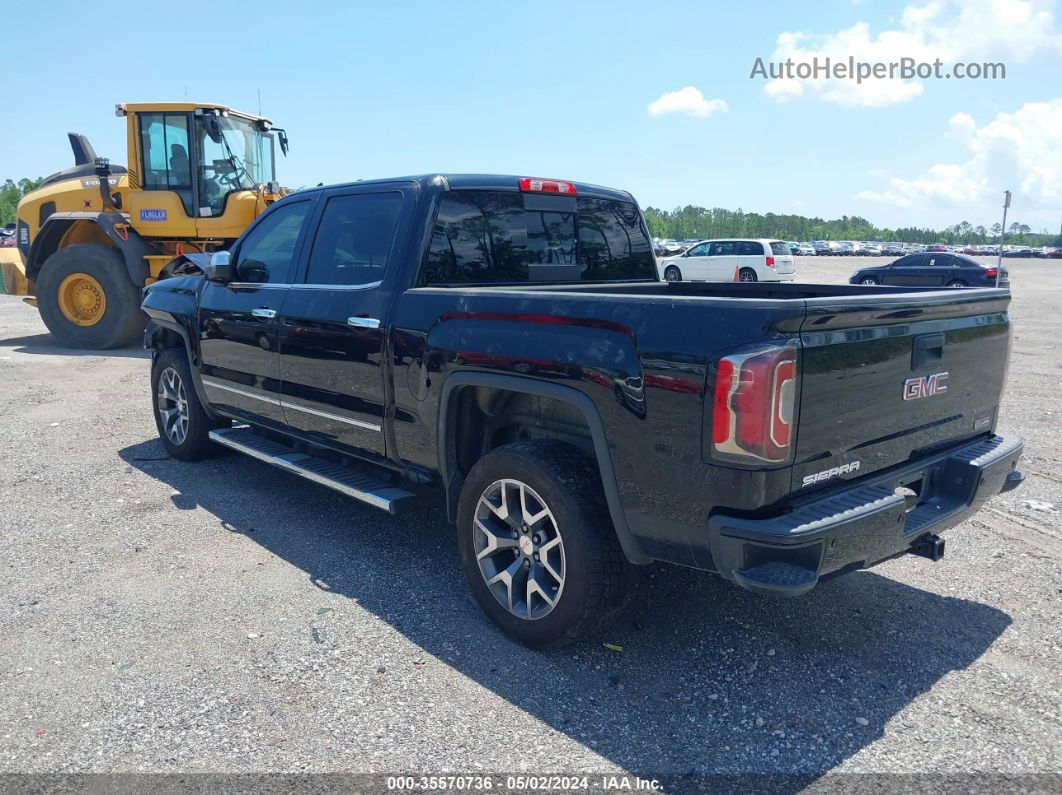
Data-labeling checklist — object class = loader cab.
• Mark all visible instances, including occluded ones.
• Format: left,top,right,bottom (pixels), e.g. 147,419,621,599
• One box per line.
121,103,285,239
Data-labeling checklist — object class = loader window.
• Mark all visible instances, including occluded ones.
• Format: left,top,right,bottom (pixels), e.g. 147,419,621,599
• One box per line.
196,115,276,218
139,113,194,216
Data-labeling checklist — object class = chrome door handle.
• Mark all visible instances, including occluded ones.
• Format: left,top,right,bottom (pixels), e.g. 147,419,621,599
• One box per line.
251,308,277,319
347,316,381,329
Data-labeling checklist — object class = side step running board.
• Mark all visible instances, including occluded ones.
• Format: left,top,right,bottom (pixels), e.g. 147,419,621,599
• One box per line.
208,427,416,515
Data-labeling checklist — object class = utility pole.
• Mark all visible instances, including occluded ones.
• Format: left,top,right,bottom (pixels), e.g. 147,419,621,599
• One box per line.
997,190,1010,287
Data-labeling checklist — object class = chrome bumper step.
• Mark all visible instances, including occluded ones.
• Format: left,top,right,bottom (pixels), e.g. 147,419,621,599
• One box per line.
208,427,416,514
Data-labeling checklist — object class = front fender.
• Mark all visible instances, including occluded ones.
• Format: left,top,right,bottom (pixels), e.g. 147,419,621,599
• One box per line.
142,275,216,419
28,212,158,286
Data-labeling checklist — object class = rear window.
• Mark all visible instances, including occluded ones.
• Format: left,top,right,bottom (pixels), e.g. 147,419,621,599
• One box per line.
769,242,789,256
419,190,655,285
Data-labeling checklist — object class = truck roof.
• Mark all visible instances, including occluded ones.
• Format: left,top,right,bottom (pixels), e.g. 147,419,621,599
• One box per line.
297,174,636,203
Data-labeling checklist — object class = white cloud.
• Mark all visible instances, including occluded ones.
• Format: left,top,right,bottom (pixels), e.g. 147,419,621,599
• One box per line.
763,0,1062,107
647,86,729,118
857,99,1062,225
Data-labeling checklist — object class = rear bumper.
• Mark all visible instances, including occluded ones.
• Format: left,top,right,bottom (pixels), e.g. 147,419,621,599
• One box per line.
706,434,1024,596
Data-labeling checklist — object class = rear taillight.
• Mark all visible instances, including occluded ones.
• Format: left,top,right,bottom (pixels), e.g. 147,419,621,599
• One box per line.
984,267,998,279
519,177,577,194
711,343,798,464
765,255,776,267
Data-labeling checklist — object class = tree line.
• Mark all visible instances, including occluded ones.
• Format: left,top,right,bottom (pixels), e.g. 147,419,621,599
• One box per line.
643,205,1062,247
0,178,44,226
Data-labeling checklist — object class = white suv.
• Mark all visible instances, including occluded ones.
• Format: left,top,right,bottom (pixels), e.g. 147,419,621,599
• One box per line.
659,239,796,283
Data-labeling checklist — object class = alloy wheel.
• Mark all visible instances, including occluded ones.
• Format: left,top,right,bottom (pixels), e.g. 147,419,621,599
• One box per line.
474,478,566,620
156,366,190,445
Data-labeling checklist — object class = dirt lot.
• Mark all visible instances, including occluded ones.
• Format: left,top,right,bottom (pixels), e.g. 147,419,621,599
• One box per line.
0,257,1059,788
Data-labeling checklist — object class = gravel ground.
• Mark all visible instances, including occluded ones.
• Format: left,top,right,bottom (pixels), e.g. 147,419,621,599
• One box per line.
0,257,1059,788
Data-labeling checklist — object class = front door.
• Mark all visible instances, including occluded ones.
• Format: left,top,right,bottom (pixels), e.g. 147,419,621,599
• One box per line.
277,187,409,458
679,241,711,279
198,198,314,427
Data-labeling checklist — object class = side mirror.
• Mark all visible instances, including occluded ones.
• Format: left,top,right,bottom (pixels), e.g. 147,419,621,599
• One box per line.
204,114,223,144
204,251,233,283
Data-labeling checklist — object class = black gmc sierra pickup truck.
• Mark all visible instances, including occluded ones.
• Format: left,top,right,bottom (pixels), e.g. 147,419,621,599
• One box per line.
142,174,1025,648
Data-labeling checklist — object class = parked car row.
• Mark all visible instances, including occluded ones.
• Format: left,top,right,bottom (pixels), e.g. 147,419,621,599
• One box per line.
653,237,1061,261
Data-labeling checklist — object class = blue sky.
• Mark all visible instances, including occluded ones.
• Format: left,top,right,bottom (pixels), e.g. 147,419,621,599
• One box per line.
3,0,1059,232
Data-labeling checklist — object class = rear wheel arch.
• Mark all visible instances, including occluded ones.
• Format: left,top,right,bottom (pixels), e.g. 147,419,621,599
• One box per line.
438,372,650,564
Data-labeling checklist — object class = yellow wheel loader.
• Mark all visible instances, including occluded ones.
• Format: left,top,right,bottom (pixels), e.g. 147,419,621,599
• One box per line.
3,102,289,348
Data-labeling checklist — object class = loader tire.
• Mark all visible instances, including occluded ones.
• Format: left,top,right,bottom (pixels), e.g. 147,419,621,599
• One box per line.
36,244,144,349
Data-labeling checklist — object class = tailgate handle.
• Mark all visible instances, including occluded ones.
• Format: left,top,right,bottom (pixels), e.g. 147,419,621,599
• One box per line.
912,332,945,369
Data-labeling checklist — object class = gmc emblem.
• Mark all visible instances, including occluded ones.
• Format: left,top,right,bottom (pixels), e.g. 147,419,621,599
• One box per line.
903,372,949,400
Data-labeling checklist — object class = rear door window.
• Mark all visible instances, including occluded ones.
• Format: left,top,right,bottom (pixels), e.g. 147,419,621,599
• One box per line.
738,241,765,256
304,192,403,285
419,190,655,284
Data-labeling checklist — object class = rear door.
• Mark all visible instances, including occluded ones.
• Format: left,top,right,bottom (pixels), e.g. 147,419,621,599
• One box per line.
735,241,764,278
925,253,957,285
277,185,413,459
198,198,314,426
707,241,738,280
794,289,1011,494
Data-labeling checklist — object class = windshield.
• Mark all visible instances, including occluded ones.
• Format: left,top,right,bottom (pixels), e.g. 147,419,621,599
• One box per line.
195,115,275,216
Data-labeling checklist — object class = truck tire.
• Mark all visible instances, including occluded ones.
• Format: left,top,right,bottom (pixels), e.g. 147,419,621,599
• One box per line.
36,243,143,349
151,347,225,461
457,440,630,648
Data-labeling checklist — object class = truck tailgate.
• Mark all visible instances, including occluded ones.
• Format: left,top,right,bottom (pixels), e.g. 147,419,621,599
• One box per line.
793,289,1011,493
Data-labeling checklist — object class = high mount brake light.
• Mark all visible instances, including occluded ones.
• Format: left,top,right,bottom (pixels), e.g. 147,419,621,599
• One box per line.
519,177,577,194
711,343,798,464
